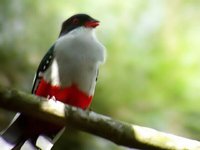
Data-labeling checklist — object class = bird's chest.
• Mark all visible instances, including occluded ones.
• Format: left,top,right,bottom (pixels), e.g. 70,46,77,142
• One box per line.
44,39,99,89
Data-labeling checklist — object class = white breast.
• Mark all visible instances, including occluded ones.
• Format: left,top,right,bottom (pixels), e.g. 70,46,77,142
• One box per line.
44,27,106,96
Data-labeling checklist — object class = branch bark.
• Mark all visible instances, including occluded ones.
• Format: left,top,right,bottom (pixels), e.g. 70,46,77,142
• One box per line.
0,87,200,150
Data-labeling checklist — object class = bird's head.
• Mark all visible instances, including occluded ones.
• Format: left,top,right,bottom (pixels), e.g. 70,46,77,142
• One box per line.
59,14,99,37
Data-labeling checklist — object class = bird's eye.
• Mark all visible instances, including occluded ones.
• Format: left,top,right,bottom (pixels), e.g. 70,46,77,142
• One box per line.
72,18,79,25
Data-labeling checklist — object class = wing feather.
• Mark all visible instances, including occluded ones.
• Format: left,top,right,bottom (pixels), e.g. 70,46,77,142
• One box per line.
31,45,55,94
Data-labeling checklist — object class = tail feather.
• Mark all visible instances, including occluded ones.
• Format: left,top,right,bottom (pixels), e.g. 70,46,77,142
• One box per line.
11,137,27,150
1,114,26,143
1,114,57,150
0,114,27,149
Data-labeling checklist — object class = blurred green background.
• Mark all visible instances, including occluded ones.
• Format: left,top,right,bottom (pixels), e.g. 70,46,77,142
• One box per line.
0,0,200,149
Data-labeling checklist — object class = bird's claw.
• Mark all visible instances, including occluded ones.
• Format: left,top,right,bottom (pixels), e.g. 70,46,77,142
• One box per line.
47,95,57,102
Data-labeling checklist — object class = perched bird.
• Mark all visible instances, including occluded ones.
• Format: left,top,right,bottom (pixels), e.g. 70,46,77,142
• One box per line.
0,14,106,149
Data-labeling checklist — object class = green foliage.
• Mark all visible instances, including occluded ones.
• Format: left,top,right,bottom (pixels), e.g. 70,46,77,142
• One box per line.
0,0,200,149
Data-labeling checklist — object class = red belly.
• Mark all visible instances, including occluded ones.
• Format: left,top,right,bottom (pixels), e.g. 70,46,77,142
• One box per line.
35,79,93,109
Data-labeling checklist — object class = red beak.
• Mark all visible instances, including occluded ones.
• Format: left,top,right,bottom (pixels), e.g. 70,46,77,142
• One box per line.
84,21,99,28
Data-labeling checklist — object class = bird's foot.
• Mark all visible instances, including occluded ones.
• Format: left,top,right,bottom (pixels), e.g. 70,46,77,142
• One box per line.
47,95,57,101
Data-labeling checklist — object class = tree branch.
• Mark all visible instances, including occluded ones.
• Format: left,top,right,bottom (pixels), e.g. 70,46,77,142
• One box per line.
0,87,200,150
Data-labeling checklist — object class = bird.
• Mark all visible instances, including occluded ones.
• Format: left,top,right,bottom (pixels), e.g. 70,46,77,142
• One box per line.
0,14,106,149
